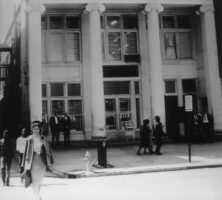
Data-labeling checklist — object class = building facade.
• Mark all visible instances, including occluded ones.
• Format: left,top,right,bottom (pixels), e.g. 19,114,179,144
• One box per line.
0,0,222,141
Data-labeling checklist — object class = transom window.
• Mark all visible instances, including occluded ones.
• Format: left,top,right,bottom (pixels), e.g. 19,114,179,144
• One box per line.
160,14,193,60
41,15,81,64
101,14,139,62
165,80,177,94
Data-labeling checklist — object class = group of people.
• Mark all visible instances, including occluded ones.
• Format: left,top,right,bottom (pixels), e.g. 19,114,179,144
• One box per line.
192,111,214,142
0,121,54,200
137,116,165,156
49,113,72,147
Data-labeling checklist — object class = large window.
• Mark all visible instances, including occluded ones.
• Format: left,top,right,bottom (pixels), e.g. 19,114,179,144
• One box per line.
41,15,81,63
42,83,83,131
101,14,139,61
161,14,193,60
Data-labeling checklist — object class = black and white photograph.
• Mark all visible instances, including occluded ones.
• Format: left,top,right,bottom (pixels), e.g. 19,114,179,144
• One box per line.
0,0,222,199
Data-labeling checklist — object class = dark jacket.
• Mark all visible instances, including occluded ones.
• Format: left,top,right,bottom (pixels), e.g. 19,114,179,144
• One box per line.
0,138,14,159
153,122,164,138
139,124,151,146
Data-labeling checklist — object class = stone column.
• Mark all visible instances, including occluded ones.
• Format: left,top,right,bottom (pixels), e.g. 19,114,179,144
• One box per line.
26,0,45,123
200,5,222,118
144,4,166,124
85,3,106,138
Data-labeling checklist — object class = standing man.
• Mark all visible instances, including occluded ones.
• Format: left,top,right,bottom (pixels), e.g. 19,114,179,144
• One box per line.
49,114,60,147
137,119,153,155
0,130,14,186
61,113,72,147
16,127,27,182
153,116,164,155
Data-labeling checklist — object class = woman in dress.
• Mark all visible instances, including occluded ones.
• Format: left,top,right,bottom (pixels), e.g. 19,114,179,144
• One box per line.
22,121,53,200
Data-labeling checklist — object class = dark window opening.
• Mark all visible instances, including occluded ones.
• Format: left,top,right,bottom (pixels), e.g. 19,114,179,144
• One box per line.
177,16,191,29
68,83,81,96
182,79,196,93
103,65,138,77
123,15,138,29
66,16,80,29
104,81,130,95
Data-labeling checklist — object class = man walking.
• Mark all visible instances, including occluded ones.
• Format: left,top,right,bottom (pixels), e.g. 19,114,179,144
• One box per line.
153,116,164,155
49,114,60,147
61,113,72,147
0,130,14,186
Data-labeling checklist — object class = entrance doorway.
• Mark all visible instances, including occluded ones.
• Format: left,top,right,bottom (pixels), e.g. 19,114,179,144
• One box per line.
165,96,180,140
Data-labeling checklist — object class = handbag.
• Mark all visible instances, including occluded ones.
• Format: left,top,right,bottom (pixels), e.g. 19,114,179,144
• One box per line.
21,170,32,188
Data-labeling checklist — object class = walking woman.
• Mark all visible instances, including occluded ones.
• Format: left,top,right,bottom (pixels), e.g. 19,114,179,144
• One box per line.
22,121,54,200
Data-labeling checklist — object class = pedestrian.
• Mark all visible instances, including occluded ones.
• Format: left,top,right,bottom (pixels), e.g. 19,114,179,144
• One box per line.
0,130,14,186
21,121,54,200
137,119,153,155
202,111,214,142
16,126,27,182
49,114,60,147
61,113,72,147
153,116,164,155
193,113,204,142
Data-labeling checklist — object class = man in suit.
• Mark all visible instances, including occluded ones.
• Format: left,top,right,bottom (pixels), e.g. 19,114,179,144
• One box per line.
202,111,214,142
61,113,72,147
153,116,164,155
49,114,60,146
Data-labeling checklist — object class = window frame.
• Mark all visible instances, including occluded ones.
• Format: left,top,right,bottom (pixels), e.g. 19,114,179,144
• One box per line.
160,14,194,61
101,14,139,62
41,14,82,64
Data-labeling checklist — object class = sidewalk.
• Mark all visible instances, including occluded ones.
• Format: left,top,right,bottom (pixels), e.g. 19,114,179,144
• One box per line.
10,141,222,178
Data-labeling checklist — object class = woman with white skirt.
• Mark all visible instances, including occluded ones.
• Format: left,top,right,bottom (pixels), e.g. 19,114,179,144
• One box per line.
22,121,54,200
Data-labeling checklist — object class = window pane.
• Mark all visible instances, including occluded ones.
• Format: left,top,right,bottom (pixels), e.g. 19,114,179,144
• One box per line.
164,32,177,59
66,16,80,29
100,16,104,29
51,100,65,115
48,33,63,62
123,15,138,29
106,16,120,29
162,16,175,28
68,83,81,96
41,33,46,63
177,16,191,29
42,84,47,97
134,81,139,94
182,79,196,93
178,32,192,59
50,83,64,96
119,98,130,112
103,65,138,77
105,99,116,130
108,32,121,60
49,16,64,29
68,100,82,131
165,80,176,93
42,100,48,116
104,81,130,95
66,32,80,62
124,32,137,54
41,16,46,30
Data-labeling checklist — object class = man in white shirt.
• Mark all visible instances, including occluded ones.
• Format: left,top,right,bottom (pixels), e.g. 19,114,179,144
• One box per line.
16,127,27,180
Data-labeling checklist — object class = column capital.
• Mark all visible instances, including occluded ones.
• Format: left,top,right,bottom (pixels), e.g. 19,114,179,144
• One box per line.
26,1,45,14
199,4,214,14
144,3,164,13
85,3,105,14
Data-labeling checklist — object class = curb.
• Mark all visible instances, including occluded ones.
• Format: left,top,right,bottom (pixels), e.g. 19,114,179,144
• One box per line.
67,162,222,179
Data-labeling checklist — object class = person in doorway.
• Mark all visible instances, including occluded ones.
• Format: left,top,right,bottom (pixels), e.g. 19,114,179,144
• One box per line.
49,114,60,147
202,111,214,142
137,119,153,155
61,113,72,147
193,113,204,142
0,130,14,186
21,121,54,200
153,116,164,155
16,126,27,182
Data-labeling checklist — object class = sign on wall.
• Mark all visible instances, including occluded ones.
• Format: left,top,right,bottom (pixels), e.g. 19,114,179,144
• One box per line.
185,95,193,112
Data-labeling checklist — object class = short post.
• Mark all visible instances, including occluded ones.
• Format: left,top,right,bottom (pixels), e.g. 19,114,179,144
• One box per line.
82,151,91,173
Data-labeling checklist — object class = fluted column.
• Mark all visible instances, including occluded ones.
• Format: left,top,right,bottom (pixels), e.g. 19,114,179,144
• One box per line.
200,4,222,115
85,3,106,138
144,4,165,124
26,0,45,123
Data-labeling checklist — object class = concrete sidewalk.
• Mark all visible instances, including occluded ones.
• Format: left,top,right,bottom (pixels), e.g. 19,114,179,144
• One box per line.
10,141,222,178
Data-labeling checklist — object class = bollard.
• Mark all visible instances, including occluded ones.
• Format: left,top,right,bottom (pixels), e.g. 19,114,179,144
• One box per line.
82,151,92,174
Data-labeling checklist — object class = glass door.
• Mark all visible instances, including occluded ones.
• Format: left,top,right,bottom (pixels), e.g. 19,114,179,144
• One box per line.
105,98,116,130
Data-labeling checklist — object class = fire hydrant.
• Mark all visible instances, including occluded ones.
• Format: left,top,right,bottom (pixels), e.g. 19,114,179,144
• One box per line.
82,151,91,173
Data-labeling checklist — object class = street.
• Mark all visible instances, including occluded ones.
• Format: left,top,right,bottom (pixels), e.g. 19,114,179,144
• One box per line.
1,167,221,200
